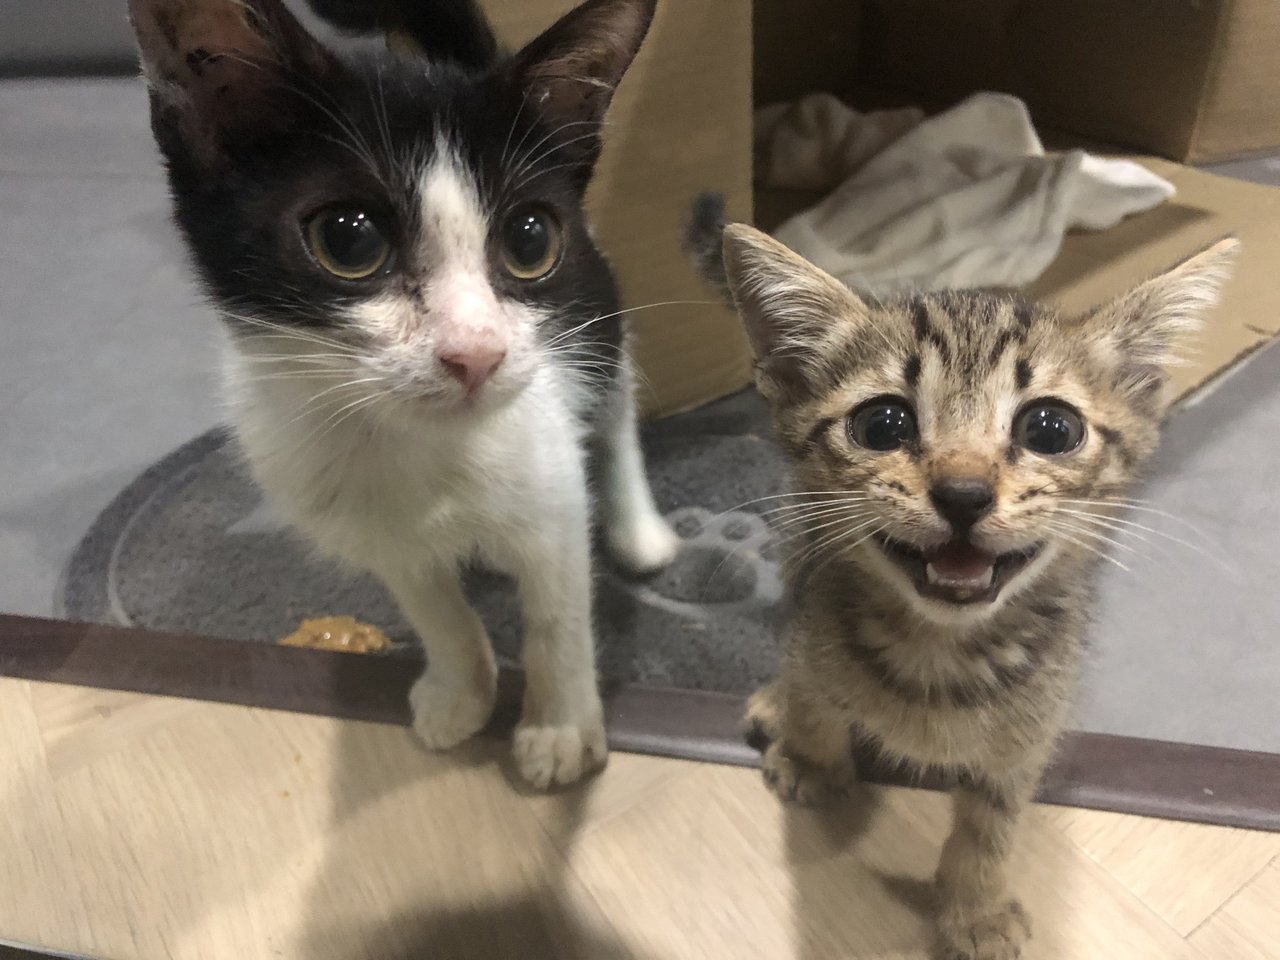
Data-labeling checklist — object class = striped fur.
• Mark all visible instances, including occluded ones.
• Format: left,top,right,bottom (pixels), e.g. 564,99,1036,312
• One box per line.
713,221,1238,959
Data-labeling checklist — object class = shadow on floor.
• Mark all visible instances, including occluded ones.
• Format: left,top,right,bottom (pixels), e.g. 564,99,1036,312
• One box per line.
294,722,665,960
781,780,1077,959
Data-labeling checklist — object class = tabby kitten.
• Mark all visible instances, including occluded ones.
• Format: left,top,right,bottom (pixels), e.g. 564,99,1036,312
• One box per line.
696,203,1236,958
128,0,679,788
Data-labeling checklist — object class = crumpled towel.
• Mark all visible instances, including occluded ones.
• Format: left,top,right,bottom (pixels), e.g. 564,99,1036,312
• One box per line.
755,92,1175,294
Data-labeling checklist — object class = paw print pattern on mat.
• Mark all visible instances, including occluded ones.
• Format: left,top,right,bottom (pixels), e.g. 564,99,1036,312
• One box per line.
626,506,786,614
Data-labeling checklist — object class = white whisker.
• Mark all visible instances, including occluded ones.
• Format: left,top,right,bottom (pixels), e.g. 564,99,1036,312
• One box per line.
1042,520,1130,571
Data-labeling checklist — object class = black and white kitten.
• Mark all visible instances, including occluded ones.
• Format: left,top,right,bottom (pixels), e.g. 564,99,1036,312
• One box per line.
128,0,678,788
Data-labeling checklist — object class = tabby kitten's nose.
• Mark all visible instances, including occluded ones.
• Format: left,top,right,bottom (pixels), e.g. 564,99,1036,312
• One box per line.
438,347,507,395
930,477,996,533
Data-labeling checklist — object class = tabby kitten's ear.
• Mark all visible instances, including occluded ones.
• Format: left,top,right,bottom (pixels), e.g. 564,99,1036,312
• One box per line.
1080,237,1240,407
506,0,657,168
129,0,338,167
721,223,870,398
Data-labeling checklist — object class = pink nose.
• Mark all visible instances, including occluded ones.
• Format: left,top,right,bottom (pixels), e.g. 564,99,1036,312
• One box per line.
438,347,507,395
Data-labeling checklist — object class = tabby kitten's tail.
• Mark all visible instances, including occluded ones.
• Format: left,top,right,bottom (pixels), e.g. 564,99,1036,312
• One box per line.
684,191,733,300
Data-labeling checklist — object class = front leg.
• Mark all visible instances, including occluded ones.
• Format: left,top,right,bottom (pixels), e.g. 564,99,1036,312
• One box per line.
381,565,497,751
934,769,1038,960
746,677,856,806
507,474,608,789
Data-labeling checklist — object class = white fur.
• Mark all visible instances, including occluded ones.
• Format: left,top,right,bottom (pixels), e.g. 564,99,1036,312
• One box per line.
597,364,681,573
222,151,674,788
353,155,542,408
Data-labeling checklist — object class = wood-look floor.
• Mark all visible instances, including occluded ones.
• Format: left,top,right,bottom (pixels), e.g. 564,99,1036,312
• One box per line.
2,677,1276,959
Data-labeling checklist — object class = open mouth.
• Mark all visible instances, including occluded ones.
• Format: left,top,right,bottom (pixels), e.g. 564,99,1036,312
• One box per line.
873,534,1043,605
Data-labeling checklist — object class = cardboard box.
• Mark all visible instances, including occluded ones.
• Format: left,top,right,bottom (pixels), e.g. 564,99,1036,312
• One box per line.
858,0,1280,164
753,0,864,107
486,0,755,418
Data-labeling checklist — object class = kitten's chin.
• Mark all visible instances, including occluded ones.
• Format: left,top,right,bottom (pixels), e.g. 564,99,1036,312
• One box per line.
867,533,1046,617
401,375,531,418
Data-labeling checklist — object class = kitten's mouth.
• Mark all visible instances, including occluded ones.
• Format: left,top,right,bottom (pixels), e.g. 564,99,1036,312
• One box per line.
873,534,1042,605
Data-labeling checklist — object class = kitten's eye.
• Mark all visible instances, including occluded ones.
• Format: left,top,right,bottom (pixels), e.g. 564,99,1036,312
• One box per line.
848,397,918,451
306,208,392,280
1015,402,1085,455
500,206,562,280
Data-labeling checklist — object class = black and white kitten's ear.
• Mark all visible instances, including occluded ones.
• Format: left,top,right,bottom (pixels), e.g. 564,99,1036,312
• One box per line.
1081,236,1240,406
721,223,870,398
129,0,337,165
507,0,656,153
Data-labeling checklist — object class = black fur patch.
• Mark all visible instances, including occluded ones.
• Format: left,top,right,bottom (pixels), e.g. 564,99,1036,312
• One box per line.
1094,423,1136,468
803,416,838,456
841,632,1010,711
986,329,1015,368
910,297,930,341
1031,601,1066,621
744,717,773,753
903,353,922,389
910,297,952,363
1015,357,1033,390
955,768,1015,812
305,0,498,69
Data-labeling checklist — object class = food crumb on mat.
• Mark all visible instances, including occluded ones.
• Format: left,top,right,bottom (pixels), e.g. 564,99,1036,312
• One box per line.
279,616,391,653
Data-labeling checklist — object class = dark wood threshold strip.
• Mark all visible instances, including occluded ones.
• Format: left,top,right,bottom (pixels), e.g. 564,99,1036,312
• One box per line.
3,614,1277,832
0,938,98,960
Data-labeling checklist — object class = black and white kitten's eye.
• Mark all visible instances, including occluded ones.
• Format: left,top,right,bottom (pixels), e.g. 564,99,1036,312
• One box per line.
848,397,918,451
499,206,563,280
1015,401,1086,455
305,208,392,280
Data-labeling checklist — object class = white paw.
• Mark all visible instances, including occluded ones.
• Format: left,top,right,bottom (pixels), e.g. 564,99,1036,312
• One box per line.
512,719,608,789
409,670,496,751
608,512,680,576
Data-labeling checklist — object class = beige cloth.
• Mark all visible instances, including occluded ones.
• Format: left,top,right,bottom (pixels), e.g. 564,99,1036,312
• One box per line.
755,92,1175,294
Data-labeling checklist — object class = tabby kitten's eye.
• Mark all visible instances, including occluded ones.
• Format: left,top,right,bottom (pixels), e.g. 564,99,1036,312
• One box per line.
500,206,563,280
306,208,392,280
848,397,918,451
1016,402,1085,455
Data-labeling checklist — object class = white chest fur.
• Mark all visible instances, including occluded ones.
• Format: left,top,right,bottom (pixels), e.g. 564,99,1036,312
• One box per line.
223,339,590,579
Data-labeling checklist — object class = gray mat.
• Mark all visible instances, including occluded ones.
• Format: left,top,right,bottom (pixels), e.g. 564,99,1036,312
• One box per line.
61,345,1280,756
62,390,792,695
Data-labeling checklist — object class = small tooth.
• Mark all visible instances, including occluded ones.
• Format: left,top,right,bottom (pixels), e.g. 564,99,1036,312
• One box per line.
925,564,995,589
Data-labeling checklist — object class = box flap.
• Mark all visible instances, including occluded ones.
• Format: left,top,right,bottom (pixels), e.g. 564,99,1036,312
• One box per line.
1027,158,1280,402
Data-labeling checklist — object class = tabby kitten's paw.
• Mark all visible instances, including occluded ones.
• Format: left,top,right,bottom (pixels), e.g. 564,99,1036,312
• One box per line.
761,741,854,806
937,898,1031,960
513,718,608,789
410,667,497,751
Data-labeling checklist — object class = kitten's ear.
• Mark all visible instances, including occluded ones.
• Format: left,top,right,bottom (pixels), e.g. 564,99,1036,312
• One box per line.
508,0,655,140
721,223,869,397
1080,237,1239,405
129,0,337,165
